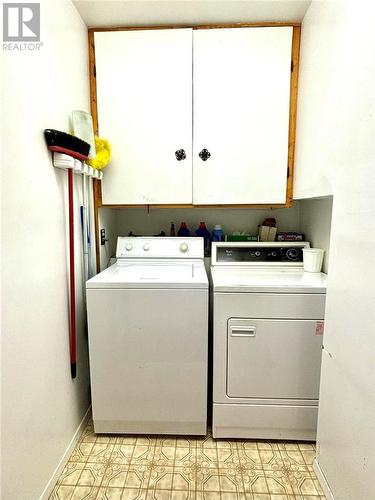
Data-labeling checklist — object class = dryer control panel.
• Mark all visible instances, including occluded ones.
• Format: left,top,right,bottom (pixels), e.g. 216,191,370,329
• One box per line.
212,242,310,267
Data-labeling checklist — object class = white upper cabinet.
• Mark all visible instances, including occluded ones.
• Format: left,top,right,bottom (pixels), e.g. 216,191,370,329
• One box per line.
193,27,293,205
94,27,294,205
95,29,193,205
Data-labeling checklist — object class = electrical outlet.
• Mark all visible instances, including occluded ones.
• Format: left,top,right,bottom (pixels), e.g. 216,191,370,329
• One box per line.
100,229,106,246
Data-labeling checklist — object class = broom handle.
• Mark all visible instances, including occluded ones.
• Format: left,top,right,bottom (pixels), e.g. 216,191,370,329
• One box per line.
68,168,76,378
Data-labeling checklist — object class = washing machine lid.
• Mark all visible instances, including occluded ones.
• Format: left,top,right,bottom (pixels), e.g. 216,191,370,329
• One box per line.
211,267,327,293
87,259,208,289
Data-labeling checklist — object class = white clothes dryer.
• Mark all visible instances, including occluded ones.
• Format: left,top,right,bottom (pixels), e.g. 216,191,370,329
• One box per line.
211,242,327,440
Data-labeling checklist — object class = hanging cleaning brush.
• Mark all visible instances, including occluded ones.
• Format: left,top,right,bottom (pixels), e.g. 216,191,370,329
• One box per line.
44,129,90,161
44,128,91,379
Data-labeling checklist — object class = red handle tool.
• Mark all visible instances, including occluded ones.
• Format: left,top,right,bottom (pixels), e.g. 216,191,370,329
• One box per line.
68,168,76,378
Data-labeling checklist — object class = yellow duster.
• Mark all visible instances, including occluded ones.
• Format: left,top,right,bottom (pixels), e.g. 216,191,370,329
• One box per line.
87,136,111,169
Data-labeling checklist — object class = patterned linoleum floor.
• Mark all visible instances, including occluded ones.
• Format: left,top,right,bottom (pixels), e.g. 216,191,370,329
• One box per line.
49,419,326,500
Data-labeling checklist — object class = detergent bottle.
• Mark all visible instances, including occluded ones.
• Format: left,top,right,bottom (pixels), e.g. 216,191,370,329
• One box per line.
212,224,224,242
177,222,190,237
195,222,211,256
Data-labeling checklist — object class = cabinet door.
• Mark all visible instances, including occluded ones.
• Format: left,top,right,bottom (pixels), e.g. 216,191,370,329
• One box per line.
95,29,193,205
193,27,293,205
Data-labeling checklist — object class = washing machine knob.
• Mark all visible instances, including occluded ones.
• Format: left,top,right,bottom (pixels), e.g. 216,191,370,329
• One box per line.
180,243,189,253
143,243,150,251
125,243,133,251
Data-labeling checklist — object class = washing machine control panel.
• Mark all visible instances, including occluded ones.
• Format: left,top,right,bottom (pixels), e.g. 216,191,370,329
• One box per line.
116,237,204,259
212,242,310,266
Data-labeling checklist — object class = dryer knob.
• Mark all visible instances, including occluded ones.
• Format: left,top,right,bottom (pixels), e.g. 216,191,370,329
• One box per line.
180,243,189,253
143,243,150,251
125,243,133,251
286,248,299,260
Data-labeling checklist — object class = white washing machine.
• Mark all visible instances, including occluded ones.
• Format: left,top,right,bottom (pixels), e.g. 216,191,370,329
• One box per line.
211,241,327,441
86,237,208,435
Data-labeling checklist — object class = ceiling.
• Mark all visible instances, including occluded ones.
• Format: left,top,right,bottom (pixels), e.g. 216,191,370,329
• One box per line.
73,0,311,28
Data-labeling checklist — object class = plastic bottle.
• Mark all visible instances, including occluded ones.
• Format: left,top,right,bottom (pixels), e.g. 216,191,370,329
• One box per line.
195,222,211,256
170,222,176,236
177,222,190,237
212,224,224,242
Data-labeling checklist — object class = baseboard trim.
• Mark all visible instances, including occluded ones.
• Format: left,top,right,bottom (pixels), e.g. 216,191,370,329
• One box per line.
313,458,335,500
39,405,91,500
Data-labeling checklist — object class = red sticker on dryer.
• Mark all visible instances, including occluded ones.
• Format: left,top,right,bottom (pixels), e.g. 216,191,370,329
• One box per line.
316,321,324,335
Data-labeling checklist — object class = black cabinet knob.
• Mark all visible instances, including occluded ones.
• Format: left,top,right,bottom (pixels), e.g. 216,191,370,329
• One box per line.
175,149,186,161
199,149,211,161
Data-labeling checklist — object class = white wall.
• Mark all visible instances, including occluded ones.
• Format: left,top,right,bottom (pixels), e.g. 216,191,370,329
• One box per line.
73,0,311,28
114,205,301,240
1,1,91,499
295,1,375,498
299,197,333,273
98,207,117,269
293,0,337,199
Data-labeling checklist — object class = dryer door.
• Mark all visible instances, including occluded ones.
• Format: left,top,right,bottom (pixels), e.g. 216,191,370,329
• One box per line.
227,318,323,399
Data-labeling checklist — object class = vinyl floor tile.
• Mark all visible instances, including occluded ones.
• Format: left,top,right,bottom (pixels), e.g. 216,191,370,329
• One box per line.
111,444,136,465
195,468,221,492
124,468,151,489
265,473,293,496
101,467,129,488
243,470,269,494
87,444,115,464
312,479,324,496
292,477,321,497
80,424,98,444
156,437,177,448
71,486,100,500
77,462,108,487
174,447,196,467
279,451,306,468
252,494,272,500
175,437,197,449
70,443,96,463
58,462,87,486
148,467,175,490
216,439,238,450
121,489,148,500
146,490,172,500
195,448,218,467
116,436,138,446
218,468,245,493
49,422,326,500
260,450,284,469
195,492,220,500
50,484,75,500
171,467,194,492
299,451,316,466
269,496,295,500
153,445,177,466
96,435,119,445
170,491,195,500
217,446,241,467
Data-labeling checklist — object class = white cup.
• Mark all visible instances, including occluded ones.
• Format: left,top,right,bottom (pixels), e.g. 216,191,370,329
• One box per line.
302,248,324,273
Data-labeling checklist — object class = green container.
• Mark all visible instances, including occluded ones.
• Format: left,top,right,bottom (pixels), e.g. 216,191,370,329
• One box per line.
226,234,258,242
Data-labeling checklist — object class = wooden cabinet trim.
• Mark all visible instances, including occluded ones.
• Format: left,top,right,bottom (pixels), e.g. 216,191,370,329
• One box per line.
89,24,301,273
89,23,301,33
286,26,301,208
